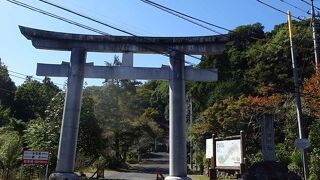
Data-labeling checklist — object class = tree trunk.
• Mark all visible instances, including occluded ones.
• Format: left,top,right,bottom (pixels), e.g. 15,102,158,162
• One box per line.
115,133,120,162
5,167,10,180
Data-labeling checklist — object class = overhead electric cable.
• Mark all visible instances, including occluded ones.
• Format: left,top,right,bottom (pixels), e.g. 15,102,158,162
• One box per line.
8,69,42,81
9,0,207,67
39,0,137,37
9,73,65,88
9,73,31,80
0,87,14,94
301,0,320,11
139,0,224,35
279,0,310,14
257,0,302,20
141,0,315,86
8,69,64,86
141,0,304,51
141,0,232,32
6,0,110,36
38,0,205,65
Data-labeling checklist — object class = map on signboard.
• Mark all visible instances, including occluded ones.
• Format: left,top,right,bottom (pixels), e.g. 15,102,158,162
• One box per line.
216,139,241,167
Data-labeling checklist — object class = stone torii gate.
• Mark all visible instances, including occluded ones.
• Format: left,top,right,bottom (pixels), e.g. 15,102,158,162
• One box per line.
20,26,228,180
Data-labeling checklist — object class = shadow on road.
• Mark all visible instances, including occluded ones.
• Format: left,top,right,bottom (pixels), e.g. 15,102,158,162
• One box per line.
100,152,169,180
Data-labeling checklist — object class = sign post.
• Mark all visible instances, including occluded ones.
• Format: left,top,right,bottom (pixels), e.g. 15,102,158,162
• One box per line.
23,151,49,179
210,134,216,180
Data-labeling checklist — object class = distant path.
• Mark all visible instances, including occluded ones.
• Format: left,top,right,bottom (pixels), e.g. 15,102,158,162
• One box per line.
102,152,169,180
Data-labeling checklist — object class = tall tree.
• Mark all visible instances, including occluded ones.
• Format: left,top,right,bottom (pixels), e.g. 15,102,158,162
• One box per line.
0,64,16,109
14,77,60,121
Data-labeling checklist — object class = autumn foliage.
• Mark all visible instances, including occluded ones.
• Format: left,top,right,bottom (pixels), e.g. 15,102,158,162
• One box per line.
303,72,320,119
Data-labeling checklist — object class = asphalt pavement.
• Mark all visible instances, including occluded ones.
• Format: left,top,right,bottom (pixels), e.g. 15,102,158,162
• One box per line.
101,152,169,180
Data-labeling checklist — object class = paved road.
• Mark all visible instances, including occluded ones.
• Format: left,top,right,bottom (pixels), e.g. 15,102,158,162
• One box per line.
101,152,169,180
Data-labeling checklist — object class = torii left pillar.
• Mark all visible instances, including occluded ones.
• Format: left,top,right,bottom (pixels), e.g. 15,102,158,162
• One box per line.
168,51,187,179
50,48,86,179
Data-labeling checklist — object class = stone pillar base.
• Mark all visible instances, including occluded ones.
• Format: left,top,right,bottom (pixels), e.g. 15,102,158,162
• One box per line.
165,176,191,180
49,173,79,180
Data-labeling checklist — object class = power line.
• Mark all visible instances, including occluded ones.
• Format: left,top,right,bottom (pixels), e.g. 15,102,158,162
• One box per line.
279,0,310,14
140,0,224,35
9,73,65,88
7,68,64,87
8,0,310,72
0,87,14,94
8,70,42,81
6,0,110,36
39,0,129,37
8,71,64,87
3,63,63,87
301,0,320,11
140,0,315,87
140,0,301,51
257,0,302,20
8,0,204,67
142,0,232,32
58,0,153,36
142,0,293,55
38,0,206,65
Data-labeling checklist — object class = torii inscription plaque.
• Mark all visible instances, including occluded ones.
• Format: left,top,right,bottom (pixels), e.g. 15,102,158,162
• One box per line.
20,26,228,180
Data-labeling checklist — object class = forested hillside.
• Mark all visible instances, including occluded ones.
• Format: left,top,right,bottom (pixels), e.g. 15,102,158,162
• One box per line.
1,19,320,179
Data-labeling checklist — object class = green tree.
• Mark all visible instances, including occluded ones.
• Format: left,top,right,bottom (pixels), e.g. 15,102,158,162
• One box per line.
14,77,59,121
77,91,104,159
0,64,16,109
0,127,22,179
24,91,105,171
94,83,138,165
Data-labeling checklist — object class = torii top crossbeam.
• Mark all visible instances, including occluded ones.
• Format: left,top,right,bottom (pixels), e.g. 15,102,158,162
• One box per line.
19,26,228,54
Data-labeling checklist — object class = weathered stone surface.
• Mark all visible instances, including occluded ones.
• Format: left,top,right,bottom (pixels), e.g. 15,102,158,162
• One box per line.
261,114,276,161
37,63,218,81
19,26,228,54
49,172,79,180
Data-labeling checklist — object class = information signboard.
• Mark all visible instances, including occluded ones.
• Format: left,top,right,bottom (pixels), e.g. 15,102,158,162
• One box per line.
216,139,241,167
206,138,213,158
23,151,49,165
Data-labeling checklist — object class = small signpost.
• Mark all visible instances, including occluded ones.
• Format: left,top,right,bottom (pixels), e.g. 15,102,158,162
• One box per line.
23,151,49,164
206,131,245,180
23,151,49,179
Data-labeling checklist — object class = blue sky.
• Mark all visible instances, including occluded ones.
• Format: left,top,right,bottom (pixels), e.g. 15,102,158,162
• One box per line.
0,0,313,87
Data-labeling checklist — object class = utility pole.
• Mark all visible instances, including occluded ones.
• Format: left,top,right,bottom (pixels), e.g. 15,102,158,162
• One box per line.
311,0,320,70
288,11,308,180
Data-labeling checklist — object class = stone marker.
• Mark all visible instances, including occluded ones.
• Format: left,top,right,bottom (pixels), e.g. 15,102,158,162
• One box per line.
261,114,276,162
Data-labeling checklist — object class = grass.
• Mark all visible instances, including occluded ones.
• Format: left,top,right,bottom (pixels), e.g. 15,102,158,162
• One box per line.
189,175,209,180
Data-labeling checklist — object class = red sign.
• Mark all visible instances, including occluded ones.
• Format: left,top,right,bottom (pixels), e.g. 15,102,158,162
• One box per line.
23,151,49,165
23,159,48,165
